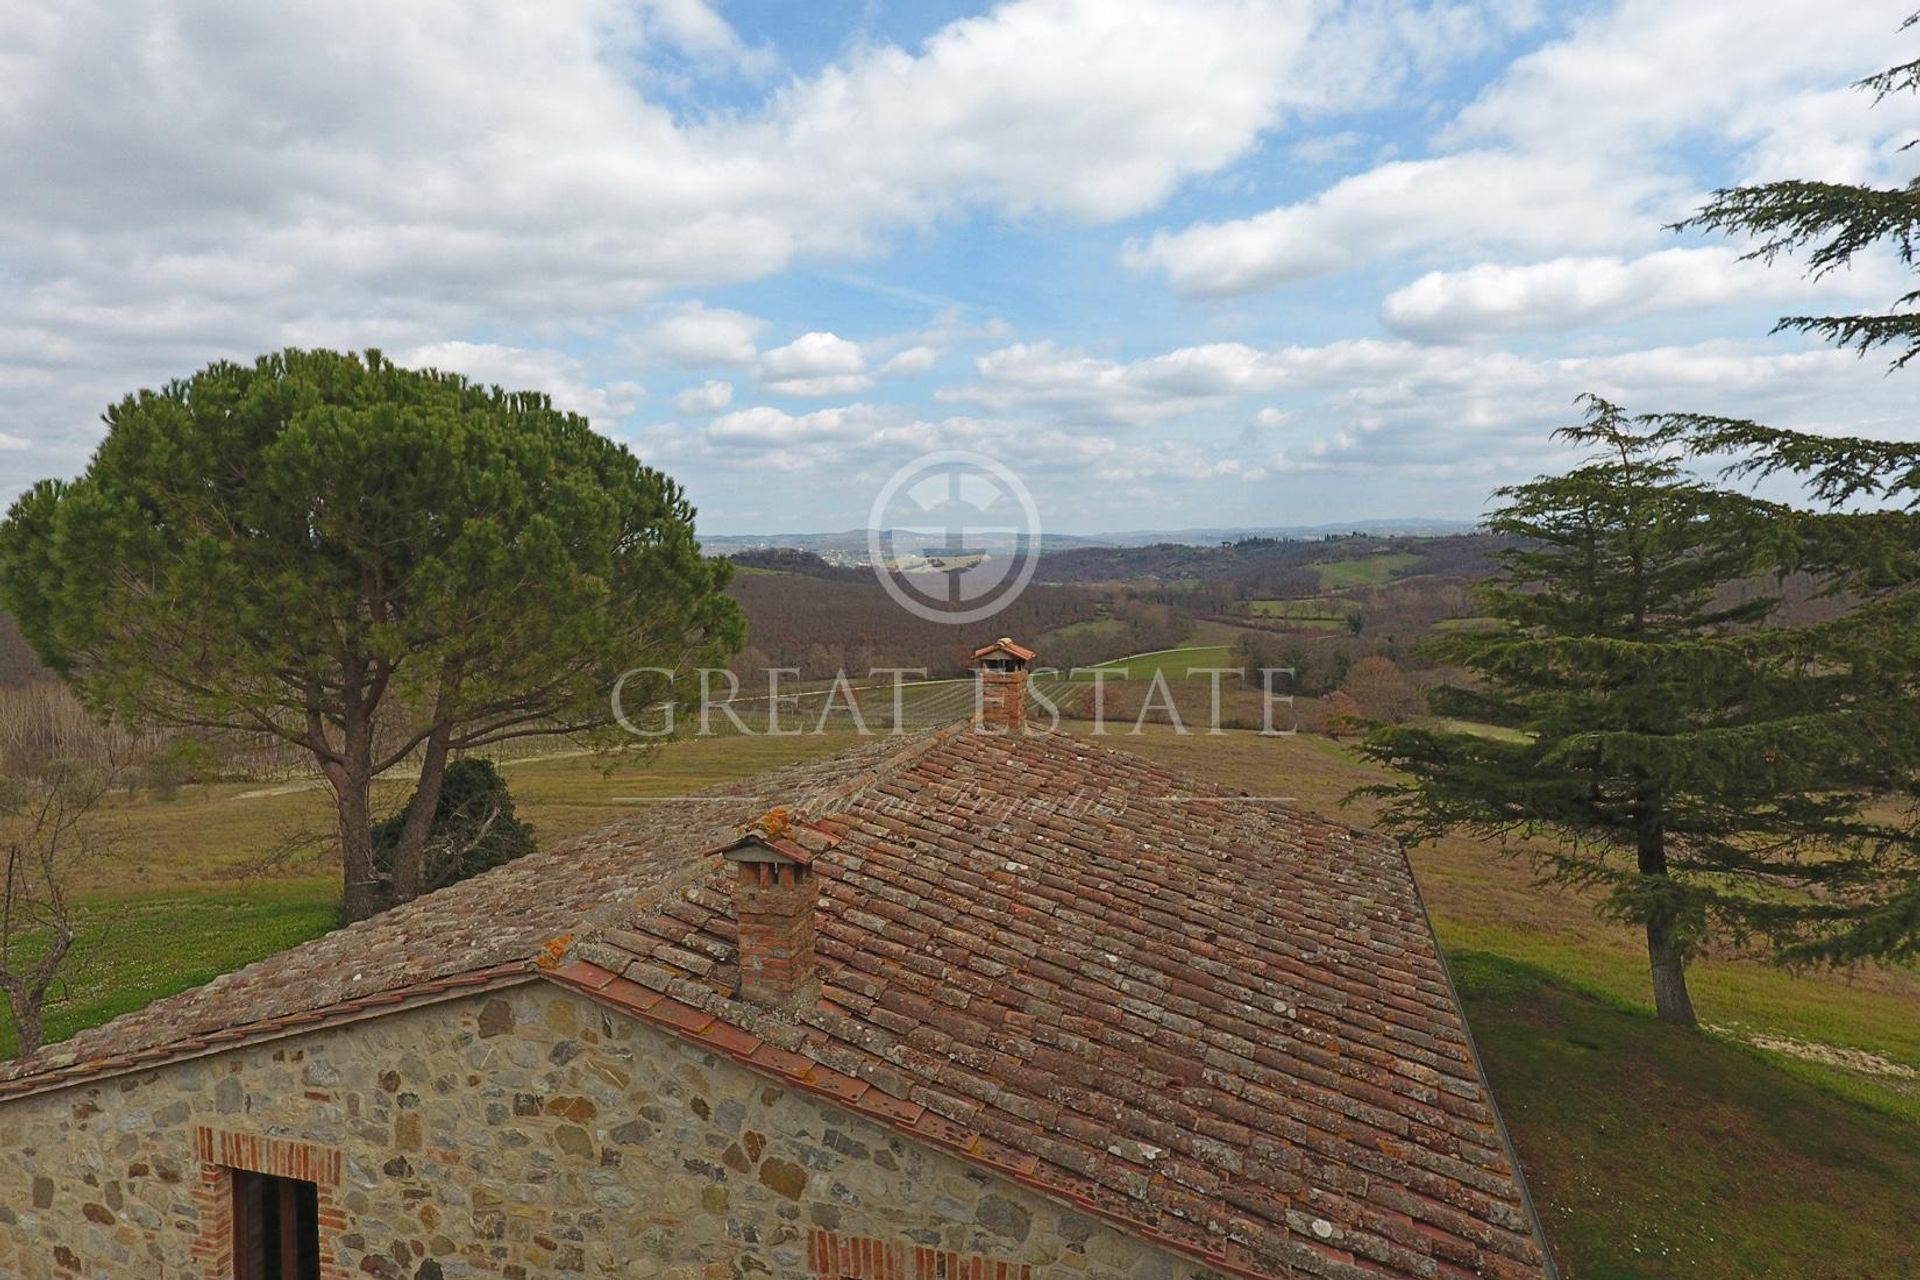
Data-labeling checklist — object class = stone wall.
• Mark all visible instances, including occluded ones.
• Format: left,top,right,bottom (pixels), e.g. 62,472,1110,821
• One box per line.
0,981,1223,1280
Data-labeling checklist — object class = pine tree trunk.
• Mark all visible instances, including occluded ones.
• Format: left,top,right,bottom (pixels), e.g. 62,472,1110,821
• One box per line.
1645,915,1697,1027
330,761,384,924
388,725,453,904
1638,824,1698,1028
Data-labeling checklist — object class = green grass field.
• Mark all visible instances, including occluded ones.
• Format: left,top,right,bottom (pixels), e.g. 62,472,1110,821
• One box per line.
1185,618,1269,647
1423,715,1530,742
1265,616,1349,631
1038,616,1129,641
5,717,1916,1276
1310,550,1423,587
1248,595,1359,619
1069,644,1236,679
0,884,341,1060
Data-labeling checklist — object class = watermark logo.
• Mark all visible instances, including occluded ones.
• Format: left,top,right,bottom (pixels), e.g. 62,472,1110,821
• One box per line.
867,450,1041,625
610,665,1302,738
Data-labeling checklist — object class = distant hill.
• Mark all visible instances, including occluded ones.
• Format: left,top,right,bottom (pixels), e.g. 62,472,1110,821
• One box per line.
725,547,863,579
1092,518,1482,544
703,529,1103,565
700,518,1481,564
1034,532,1505,588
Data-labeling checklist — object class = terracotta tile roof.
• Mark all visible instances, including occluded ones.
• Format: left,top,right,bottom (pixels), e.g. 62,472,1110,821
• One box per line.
0,725,1551,1280
0,731,929,1095
554,729,1550,1280
973,636,1036,663
723,808,841,866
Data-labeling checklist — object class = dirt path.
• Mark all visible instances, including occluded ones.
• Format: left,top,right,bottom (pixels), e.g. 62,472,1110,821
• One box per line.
1708,1024,1919,1081
230,747,598,801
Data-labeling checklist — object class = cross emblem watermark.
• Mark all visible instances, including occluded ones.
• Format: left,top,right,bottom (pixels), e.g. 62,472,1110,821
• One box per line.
866,450,1041,625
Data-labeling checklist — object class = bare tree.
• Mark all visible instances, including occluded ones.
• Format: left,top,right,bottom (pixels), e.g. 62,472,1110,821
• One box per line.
1341,657,1423,725
0,751,121,1058
1313,690,1364,740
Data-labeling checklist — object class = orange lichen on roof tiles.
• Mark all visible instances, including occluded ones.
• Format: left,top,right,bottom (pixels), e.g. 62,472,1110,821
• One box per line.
721,809,844,867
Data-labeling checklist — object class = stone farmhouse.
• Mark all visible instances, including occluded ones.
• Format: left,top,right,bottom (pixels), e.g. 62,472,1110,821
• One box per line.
0,639,1553,1279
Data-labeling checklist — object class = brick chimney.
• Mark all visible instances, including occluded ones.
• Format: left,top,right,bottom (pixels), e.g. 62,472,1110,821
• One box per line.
721,811,836,1012
973,636,1036,732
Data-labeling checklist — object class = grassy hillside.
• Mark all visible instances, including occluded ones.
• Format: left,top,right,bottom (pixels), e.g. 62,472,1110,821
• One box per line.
1249,595,1360,619
1457,953,1920,1279
1311,549,1424,587
1070,643,1236,678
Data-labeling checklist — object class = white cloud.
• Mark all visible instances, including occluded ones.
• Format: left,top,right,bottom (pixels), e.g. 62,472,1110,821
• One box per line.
1248,337,1910,476
0,0,1579,495
879,345,941,377
1127,151,1676,296
3,0,1912,527
673,378,734,415
684,399,1257,487
944,340,1291,423
1285,129,1368,165
1728,83,1920,187
1379,247,1895,341
936,329,1913,482
1448,0,1906,161
919,310,1015,347
0,0,1350,334
657,322,1918,519
398,341,644,421
757,331,873,396
1129,1,1915,298
632,0,773,72
708,404,869,447
636,304,767,367
754,0,1329,225
0,0,1383,478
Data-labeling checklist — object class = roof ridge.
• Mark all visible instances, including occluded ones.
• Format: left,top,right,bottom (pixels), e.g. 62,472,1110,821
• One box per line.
781,719,970,824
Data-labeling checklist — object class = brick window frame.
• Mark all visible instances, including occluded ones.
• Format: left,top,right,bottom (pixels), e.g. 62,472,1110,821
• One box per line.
191,1126,348,1280
807,1229,1032,1280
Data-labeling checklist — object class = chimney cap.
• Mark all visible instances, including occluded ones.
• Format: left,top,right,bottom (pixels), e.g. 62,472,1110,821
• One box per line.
719,808,840,867
972,636,1036,664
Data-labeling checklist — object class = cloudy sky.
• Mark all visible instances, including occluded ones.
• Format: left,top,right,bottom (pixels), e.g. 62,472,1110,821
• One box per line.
2,1,1915,535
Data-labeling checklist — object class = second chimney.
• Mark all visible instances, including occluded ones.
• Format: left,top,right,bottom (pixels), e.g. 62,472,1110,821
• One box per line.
973,635,1036,732
721,811,834,1012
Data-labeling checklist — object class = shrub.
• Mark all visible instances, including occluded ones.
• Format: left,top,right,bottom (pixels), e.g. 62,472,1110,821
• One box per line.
1313,691,1364,739
142,738,219,800
1340,656,1423,724
371,758,535,894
